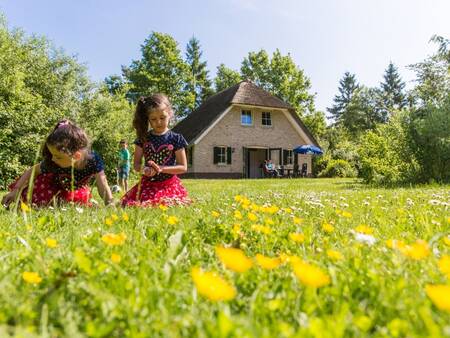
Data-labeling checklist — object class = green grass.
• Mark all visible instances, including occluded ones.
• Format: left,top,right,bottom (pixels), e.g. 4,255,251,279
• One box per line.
0,178,449,337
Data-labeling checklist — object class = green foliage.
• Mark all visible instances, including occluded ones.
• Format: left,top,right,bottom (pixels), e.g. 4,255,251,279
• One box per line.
240,49,315,115
327,72,359,125
379,62,407,116
357,113,418,184
185,37,213,109
122,32,195,118
318,159,357,178
214,64,242,92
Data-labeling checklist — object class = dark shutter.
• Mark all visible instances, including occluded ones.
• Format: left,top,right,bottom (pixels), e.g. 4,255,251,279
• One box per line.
187,146,193,166
283,150,288,165
213,147,219,164
227,147,232,164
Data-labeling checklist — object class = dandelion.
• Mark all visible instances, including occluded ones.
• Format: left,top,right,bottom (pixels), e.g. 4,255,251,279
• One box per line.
425,284,450,312
247,213,258,222
104,217,113,226
292,261,330,288
289,233,305,243
255,254,281,270
283,208,292,214
45,238,58,248
400,240,430,260
122,213,129,221
279,253,301,264
342,211,352,218
438,255,450,278
22,271,42,284
250,204,260,212
111,253,121,264
111,214,119,221
20,201,30,212
386,239,406,250
354,224,374,235
159,204,168,211
444,236,450,246
232,224,242,238
216,246,253,273
322,222,335,233
191,267,236,301
293,217,304,225
211,211,220,218
167,216,179,225
264,218,275,226
327,249,343,261
234,195,243,202
251,224,272,234
101,232,127,246
234,210,243,220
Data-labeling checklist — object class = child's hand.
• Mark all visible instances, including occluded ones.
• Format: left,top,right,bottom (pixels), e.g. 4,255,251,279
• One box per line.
148,161,162,174
2,190,19,208
142,166,156,177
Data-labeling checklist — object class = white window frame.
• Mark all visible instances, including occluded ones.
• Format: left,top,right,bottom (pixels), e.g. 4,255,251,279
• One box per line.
262,111,272,126
241,110,253,126
286,150,293,165
217,146,227,165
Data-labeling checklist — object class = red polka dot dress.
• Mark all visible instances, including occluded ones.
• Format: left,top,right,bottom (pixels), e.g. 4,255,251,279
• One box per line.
121,130,190,207
8,152,105,207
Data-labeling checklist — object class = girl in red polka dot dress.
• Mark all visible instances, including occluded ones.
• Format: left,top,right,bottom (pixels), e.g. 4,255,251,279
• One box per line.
2,120,114,208
121,94,190,207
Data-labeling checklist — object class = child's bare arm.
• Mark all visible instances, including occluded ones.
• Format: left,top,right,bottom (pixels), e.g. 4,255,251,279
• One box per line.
95,171,114,205
2,164,41,207
133,146,144,173
159,149,187,175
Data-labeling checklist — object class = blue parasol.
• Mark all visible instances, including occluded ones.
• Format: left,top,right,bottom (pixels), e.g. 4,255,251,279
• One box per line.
293,144,323,155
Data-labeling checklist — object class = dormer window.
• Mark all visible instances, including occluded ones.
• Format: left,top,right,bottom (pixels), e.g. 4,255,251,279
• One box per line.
241,110,253,125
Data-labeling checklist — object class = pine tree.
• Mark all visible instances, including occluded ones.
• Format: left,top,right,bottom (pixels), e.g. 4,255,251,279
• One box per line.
327,72,359,125
380,62,406,118
185,37,213,110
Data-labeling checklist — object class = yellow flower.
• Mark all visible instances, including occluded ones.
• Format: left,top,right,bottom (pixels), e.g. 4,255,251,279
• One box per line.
191,267,236,301
399,240,430,260
292,261,330,288
386,239,406,250
264,218,275,225
342,211,352,218
255,254,281,270
425,284,450,312
234,195,243,202
111,214,119,221
216,246,253,273
122,213,129,221
20,201,30,212
279,253,301,264
250,204,260,212
293,217,304,225
322,222,335,233
159,204,168,211
354,224,374,235
283,208,292,214
251,224,272,234
101,232,127,246
234,210,243,220
104,217,113,226
438,255,450,278
264,205,279,214
211,211,220,218
444,236,450,246
45,238,58,248
111,253,121,264
167,216,179,225
232,224,241,238
327,249,343,261
22,271,42,284
289,233,305,243
247,212,258,222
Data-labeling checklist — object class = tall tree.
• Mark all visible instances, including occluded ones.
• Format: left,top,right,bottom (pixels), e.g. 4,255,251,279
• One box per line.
214,64,242,92
240,49,315,115
122,32,194,118
327,72,359,125
379,62,407,118
185,37,213,109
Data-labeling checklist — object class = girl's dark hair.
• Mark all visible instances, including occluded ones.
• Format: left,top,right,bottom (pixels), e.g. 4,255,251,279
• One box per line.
42,120,90,162
133,93,174,142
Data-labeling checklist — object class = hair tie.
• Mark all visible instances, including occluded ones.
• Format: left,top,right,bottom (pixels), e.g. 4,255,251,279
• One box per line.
57,121,69,128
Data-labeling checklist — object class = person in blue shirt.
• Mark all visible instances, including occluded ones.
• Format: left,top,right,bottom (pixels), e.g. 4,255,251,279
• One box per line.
117,140,131,192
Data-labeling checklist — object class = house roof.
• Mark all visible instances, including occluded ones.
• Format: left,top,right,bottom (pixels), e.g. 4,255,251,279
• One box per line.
172,80,319,146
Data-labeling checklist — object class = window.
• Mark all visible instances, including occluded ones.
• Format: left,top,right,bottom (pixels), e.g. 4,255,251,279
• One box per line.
213,146,232,165
283,149,294,165
241,110,252,125
262,112,272,126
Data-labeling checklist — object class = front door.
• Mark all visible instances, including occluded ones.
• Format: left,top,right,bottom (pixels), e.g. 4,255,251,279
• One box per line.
247,148,267,178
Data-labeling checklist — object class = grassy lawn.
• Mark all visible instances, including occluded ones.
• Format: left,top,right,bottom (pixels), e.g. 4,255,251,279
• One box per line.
0,178,449,337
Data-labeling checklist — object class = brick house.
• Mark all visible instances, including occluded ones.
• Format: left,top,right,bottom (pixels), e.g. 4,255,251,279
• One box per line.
172,81,319,178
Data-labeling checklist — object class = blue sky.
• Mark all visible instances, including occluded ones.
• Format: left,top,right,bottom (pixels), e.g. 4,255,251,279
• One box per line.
1,0,449,114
